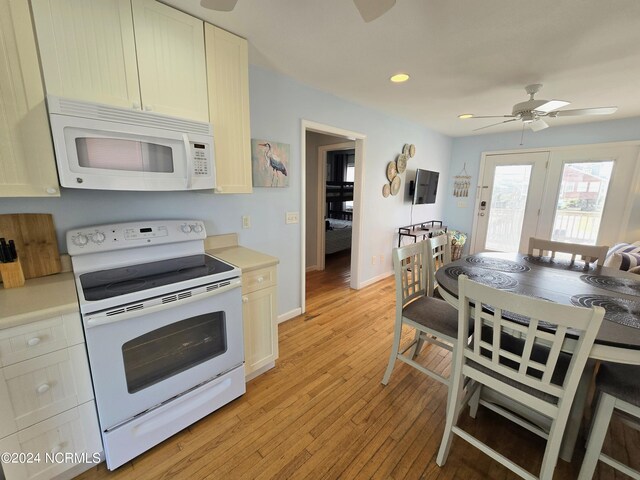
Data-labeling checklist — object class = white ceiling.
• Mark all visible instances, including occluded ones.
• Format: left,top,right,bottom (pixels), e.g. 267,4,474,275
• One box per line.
164,0,640,137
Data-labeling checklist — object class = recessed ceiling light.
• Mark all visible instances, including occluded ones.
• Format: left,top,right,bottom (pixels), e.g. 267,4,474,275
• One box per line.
458,114,474,119
390,73,410,83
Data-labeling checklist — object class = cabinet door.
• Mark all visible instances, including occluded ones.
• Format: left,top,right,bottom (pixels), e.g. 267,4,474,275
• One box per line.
31,0,141,109
132,0,208,122
205,24,253,193
242,286,278,375
0,0,59,197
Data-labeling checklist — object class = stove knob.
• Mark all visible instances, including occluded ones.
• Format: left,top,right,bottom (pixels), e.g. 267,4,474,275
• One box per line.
73,234,89,246
180,224,192,233
93,231,106,243
192,224,203,233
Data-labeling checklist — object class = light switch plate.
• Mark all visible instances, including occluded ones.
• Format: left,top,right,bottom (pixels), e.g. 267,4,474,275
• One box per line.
242,216,251,229
286,212,299,224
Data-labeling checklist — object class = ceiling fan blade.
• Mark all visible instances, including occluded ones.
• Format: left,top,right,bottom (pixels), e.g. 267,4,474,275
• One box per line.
465,115,516,119
472,119,518,132
352,0,396,22
529,119,549,132
551,107,618,117
536,100,570,114
200,0,238,11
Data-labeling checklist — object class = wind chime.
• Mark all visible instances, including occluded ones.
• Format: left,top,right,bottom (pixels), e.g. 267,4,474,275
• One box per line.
453,163,471,197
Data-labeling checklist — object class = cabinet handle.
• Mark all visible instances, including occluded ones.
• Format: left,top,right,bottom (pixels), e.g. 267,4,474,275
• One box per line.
257,277,264,283
46,187,57,195
242,296,248,303
132,101,141,110
27,337,41,346
214,186,224,193
36,383,51,394
144,105,153,111
50,443,64,456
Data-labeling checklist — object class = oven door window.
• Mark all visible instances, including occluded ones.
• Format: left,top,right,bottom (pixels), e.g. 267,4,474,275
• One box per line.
76,137,174,172
122,312,227,393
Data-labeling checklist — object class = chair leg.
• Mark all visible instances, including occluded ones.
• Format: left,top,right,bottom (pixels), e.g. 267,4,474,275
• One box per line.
469,384,482,419
577,392,616,480
437,359,465,466
382,318,403,385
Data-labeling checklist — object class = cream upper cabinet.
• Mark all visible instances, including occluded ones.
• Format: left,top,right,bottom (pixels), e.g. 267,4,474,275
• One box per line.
205,24,253,193
31,0,141,109
0,0,59,197
31,0,208,122
132,0,208,121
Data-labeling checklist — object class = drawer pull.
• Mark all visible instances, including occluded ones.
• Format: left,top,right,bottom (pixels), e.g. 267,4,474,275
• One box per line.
36,383,51,394
242,296,248,303
27,337,41,346
50,443,64,456
257,277,264,283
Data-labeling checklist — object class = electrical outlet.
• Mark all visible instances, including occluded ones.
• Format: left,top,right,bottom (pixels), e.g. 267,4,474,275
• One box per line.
371,255,377,265
286,212,299,224
379,254,384,264
242,215,251,229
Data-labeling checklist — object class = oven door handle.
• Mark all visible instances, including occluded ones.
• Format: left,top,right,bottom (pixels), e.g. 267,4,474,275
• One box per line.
84,278,241,328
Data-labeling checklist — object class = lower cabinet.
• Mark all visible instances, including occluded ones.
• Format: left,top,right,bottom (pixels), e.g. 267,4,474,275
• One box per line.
241,266,278,378
0,312,102,480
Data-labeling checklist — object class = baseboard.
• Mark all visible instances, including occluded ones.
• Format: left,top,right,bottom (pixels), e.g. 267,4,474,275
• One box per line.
305,265,319,272
357,270,393,289
245,361,275,382
278,308,302,324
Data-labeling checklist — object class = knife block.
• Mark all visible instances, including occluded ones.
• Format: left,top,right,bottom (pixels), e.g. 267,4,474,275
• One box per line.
0,259,25,288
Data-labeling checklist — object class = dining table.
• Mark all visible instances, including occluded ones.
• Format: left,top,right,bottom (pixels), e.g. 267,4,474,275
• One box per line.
435,251,640,462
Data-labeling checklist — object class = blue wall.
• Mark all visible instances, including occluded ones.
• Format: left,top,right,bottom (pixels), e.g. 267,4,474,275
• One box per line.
0,65,452,316
444,117,640,243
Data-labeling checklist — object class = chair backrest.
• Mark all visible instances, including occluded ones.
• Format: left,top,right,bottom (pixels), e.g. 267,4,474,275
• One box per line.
426,234,451,296
528,237,609,266
456,274,604,418
392,241,429,312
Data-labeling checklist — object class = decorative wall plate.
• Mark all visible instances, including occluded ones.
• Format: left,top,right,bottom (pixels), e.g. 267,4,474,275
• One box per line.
382,183,390,197
402,144,410,155
390,175,401,195
396,154,407,173
386,161,398,181
409,144,416,157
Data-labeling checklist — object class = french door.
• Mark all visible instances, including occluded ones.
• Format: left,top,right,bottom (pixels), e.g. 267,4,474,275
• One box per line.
472,144,640,254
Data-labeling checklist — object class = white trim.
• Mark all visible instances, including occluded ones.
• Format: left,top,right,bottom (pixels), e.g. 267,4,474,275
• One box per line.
358,270,393,288
317,142,355,271
278,308,302,324
245,362,275,382
306,265,319,272
301,120,367,314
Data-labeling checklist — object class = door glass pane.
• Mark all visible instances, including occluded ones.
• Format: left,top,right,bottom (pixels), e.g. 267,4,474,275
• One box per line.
122,312,227,393
551,161,614,244
76,138,174,172
485,165,532,252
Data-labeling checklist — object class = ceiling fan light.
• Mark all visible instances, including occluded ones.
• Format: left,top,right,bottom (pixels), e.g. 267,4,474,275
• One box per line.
390,73,410,83
458,114,474,119
530,119,549,132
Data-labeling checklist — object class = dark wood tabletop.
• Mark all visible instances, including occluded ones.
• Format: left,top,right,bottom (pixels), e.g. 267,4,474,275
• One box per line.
435,252,640,353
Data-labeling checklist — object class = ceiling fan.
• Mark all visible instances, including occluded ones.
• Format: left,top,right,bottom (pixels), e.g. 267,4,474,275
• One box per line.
459,84,618,132
200,0,397,23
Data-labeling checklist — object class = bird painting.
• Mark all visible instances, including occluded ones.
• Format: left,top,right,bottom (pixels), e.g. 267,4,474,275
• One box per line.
251,139,290,187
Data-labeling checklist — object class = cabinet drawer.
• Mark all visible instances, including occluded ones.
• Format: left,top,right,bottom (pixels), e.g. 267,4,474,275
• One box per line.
242,267,276,294
0,401,102,480
0,345,94,437
0,313,84,367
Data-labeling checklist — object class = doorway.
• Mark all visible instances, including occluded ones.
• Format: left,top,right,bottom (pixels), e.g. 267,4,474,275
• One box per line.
301,121,366,315
472,143,640,254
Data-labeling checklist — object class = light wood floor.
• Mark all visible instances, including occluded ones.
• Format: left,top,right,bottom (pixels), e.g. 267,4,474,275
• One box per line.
77,252,638,480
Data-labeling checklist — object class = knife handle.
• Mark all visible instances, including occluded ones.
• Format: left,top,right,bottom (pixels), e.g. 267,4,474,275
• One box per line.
8,240,17,261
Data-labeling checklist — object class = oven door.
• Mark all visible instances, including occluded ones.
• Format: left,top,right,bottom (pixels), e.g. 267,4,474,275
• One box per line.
83,280,242,430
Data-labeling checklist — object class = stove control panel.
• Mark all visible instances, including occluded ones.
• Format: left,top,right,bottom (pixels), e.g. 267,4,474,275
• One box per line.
67,220,207,255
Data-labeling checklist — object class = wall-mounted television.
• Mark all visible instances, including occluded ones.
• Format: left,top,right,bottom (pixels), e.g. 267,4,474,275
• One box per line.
410,169,439,204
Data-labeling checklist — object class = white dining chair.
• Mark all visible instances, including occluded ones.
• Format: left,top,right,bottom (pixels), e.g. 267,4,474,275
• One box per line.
426,233,452,298
381,239,460,390
437,275,605,480
528,237,609,267
578,363,640,480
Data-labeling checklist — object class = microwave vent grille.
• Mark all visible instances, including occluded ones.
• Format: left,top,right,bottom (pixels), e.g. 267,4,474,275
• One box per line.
50,97,212,136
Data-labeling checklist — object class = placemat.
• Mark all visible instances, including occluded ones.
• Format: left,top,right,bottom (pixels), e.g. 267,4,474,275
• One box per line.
465,256,530,273
580,275,640,297
523,255,595,272
571,294,640,329
445,266,518,290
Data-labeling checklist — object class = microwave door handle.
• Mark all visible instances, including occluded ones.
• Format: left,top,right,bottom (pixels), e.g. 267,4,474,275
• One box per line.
182,133,193,189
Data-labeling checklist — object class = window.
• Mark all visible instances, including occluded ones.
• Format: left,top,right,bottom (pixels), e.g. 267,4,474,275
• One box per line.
588,182,600,193
577,182,588,192
564,182,575,192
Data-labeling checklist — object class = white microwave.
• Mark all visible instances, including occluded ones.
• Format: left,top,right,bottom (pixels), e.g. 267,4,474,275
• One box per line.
47,96,215,191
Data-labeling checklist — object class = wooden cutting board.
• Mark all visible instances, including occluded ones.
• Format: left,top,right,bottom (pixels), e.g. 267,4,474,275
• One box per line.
0,214,61,279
